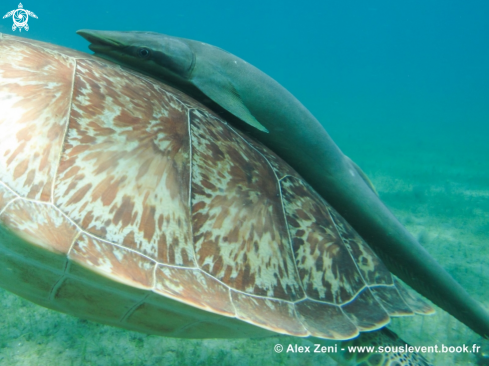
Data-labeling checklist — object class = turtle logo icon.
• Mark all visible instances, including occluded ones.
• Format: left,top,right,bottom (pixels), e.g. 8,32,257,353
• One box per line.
3,3,38,32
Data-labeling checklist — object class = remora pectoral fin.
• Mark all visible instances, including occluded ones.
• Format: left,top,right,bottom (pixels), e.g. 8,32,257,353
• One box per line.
345,156,379,196
192,75,269,133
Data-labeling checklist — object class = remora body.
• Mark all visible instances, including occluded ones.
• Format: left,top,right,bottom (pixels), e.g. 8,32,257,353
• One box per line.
77,29,489,338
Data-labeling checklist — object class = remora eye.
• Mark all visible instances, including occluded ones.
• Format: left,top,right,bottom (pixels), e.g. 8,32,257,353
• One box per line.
137,48,151,59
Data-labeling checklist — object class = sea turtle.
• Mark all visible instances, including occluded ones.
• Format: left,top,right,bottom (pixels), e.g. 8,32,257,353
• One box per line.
75,30,489,339
0,33,453,366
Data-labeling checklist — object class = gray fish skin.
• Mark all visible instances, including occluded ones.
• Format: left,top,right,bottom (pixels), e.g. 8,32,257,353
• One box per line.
77,29,489,338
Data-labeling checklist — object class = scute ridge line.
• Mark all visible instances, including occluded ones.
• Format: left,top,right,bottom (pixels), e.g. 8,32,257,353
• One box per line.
155,263,199,270
213,114,308,300
4,197,194,268
391,279,420,314
339,306,361,337
50,57,77,205
290,303,311,337
227,288,239,318
151,264,238,317
276,178,307,298
0,197,20,217
0,181,20,197
151,262,158,290
224,120,282,182
187,108,198,268
66,230,82,256
31,198,158,264
327,206,391,319
193,262,374,307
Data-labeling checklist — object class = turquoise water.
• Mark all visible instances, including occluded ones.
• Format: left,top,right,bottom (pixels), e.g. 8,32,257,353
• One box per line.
0,0,488,365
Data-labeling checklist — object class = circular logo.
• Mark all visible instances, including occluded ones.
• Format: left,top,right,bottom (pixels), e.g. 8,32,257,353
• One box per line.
13,9,28,28
274,344,283,353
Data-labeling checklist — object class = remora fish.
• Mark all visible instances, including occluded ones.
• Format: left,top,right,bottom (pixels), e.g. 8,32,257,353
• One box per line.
77,29,489,338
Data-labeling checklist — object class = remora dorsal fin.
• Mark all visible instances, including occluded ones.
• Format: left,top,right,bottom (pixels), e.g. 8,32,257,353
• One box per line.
192,74,269,133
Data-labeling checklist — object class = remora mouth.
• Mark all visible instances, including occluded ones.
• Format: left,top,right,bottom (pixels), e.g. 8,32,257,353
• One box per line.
87,44,113,54
76,29,123,48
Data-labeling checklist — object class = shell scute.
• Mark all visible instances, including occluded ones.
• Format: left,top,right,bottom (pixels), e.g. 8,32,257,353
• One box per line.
295,300,358,339
370,286,414,316
394,278,434,315
0,199,78,254
280,176,365,304
69,234,155,290
231,290,308,336
341,287,389,331
154,265,235,316
328,207,393,286
0,184,18,212
53,58,194,267
0,40,74,201
190,110,304,301
238,133,300,180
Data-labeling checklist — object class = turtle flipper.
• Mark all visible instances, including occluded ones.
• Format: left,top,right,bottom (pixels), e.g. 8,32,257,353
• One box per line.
2,10,14,18
311,328,432,366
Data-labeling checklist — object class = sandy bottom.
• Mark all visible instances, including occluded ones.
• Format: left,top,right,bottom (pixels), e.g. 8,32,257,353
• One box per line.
0,125,487,366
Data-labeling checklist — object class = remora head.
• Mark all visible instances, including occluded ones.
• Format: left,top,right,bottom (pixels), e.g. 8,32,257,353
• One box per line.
76,29,196,83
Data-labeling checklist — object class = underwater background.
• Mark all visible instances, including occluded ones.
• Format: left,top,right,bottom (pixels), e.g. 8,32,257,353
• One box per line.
0,0,488,365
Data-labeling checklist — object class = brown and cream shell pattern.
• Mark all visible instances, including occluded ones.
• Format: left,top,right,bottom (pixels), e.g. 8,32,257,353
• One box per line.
0,33,433,340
